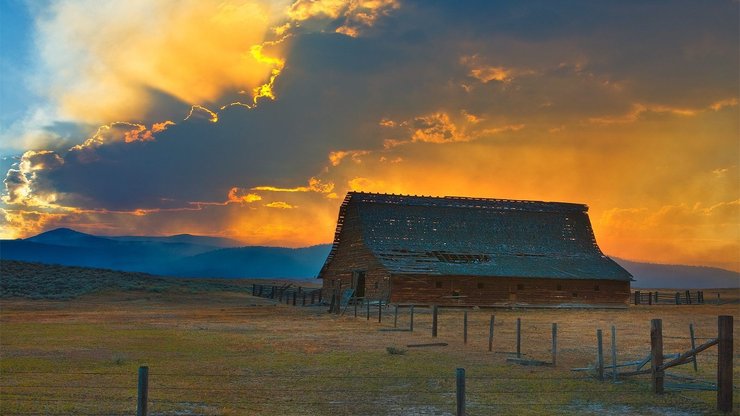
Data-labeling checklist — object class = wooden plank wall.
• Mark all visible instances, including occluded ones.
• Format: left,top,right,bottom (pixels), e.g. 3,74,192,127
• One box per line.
390,275,630,306
320,205,391,301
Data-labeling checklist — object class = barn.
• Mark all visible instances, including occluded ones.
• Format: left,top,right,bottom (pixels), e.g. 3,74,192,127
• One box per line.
318,192,632,307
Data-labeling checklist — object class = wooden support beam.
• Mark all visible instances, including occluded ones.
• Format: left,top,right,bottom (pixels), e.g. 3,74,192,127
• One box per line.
463,311,468,345
651,318,664,394
488,315,495,352
596,329,604,381
432,305,438,338
717,315,733,413
659,338,718,371
552,323,558,367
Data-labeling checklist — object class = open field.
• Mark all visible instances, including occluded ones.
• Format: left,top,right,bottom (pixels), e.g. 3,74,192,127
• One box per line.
1,285,738,415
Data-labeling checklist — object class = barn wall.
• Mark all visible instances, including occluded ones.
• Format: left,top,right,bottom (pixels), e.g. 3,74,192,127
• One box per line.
320,205,391,301
390,275,630,306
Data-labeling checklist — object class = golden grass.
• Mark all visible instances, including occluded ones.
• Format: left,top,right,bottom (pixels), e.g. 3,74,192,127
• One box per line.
1,289,738,415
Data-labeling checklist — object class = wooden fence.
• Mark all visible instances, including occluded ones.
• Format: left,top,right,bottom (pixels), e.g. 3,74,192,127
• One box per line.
131,314,735,415
632,290,706,305
251,283,322,306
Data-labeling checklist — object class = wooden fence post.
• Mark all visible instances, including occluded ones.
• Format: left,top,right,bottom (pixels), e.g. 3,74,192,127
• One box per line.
596,329,604,381
611,325,617,382
717,315,733,412
463,311,468,345
654,292,659,304
651,318,664,394
354,297,358,318
394,305,398,328
516,318,521,358
378,300,382,323
432,305,439,338
410,305,415,332
456,368,466,416
137,366,148,416
675,292,680,305
302,293,306,306
634,290,640,305
689,323,698,371
366,300,370,321
292,292,297,306
552,323,557,367
488,315,495,352
648,292,652,305
252,283,256,295
685,290,691,304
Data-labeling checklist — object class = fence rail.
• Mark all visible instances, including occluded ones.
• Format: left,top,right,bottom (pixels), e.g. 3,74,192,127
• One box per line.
632,290,706,305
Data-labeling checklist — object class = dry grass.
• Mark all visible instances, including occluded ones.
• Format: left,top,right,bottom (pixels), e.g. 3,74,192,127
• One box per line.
1,288,738,415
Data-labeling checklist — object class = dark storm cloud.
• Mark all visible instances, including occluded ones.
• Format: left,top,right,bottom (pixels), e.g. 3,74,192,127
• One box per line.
9,0,738,212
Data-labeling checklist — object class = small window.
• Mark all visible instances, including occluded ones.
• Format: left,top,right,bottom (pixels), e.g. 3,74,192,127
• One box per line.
594,285,600,291
572,292,578,297
435,281,443,289
477,282,484,289
556,284,562,291
516,284,524,291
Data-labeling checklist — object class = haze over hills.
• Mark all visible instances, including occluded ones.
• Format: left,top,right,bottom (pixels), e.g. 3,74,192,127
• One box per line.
1,228,738,288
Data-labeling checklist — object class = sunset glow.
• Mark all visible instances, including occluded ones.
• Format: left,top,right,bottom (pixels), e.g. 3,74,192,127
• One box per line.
1,1,738,272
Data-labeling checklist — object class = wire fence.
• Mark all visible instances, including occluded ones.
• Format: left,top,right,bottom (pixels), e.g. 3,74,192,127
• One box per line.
1,368,702,416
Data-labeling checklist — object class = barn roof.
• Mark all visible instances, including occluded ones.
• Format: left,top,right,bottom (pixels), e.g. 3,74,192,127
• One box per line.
319,192,632,281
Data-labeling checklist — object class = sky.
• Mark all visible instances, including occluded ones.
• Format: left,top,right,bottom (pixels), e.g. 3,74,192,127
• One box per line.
0,0,738,272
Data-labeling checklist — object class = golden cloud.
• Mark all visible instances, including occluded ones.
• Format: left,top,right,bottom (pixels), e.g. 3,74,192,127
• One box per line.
35,0,285,124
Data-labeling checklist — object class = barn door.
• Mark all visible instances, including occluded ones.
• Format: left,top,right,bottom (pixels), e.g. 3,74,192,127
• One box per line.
352,271,366,299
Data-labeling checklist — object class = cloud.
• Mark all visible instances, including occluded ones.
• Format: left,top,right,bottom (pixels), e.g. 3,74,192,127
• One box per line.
265,201,296,209
1,0,737,270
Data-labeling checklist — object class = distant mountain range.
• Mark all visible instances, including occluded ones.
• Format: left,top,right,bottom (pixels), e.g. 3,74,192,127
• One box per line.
1,228,330,278
1,228,738,288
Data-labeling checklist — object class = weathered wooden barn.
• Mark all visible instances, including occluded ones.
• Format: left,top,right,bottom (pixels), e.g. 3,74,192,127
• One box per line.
318,192,632,307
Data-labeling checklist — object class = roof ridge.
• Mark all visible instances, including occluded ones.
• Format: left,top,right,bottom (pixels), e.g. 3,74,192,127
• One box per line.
346,191,588,212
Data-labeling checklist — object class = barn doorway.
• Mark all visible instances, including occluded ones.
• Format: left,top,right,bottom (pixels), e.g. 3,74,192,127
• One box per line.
352,271,366,299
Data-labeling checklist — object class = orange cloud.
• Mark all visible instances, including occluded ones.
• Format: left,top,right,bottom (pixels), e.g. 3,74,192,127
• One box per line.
35,0,285,124
227,187,262,203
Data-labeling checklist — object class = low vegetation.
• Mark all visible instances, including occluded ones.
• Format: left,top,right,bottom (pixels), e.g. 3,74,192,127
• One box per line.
0,261,737,415
0,260,256,299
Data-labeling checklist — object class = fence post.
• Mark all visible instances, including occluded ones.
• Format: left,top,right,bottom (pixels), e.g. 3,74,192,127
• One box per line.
302,293,306,306
252,283,256,295
378,300,382,323
689,323,698,371
611,325,618,382
456,368,466,416
366,300,370,320
634,290,640,305
516,318,521,358
137,366,148,416
718,315,733,412
552,323,557,367
292,292,297,306
648,292,652,305
410,305,415,332
432,305,439,338
318,290,322,304
685,290,691,304
488,315,495,352
675,292,680,305
596,329,604,381
651,318,664,394
655,292,659,303
354,297,358,318
394,305,398,328
463,311,468,345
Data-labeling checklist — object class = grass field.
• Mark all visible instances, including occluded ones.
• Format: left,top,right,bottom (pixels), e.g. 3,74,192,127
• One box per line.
0,262,738,415
1,292,738,415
